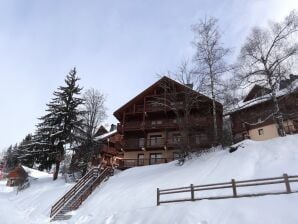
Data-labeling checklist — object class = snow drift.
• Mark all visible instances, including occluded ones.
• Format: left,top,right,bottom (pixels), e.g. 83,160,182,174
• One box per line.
0,135,298,224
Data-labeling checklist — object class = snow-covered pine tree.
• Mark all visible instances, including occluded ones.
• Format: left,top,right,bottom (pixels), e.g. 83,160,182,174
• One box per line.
36,68,84,180
3,145,19,172
17,134,37,168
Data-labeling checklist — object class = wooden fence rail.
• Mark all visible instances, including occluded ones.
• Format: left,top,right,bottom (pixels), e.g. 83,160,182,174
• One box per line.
157,173,298,206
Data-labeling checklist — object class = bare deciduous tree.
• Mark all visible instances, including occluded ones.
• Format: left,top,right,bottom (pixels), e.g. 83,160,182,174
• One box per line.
192,17,232,143
82,88,107,144
237,10,298,136
153,62,207,158
76,88,107,170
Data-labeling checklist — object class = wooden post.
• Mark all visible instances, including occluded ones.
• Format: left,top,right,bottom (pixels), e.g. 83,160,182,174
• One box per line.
283,173,292,193
231,179,237,197
190,184,195,201
157,188,160,206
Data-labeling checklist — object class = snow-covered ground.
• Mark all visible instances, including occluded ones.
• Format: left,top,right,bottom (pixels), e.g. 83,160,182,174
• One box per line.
1,135,298,224
0,167,74,224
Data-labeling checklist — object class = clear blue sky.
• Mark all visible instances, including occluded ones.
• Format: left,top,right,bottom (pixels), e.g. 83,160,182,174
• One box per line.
0,0,297,149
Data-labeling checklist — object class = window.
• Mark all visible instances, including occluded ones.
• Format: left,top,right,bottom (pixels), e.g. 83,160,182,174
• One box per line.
195,134,208,144
173,152,180,160
151,120,162,125
170,101,183,107
258,129,264,135
150,153,162,165
149,135,163,146
139,138,144,148
137,154,144,166
172,133,182,143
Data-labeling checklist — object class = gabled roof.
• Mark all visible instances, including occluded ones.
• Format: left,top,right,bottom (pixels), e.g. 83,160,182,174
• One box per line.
227,79,298,115
243,85,270,102
94,130,118,141
113,76,222,120
94,126,108,137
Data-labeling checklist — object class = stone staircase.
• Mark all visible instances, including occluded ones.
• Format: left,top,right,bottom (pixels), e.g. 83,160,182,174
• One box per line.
50,166,113,222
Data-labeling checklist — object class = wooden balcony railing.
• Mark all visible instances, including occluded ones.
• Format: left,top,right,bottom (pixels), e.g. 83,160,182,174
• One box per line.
118,117,212,132
117,158,174,169
123,136,211,150
147,137,165,148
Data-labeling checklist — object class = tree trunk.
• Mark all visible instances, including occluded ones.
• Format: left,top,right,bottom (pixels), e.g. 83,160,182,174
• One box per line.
211,75,218,144
271,92,286,137
53,160,60,181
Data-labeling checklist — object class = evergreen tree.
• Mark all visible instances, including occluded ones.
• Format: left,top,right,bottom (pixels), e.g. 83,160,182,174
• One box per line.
4,145,19,172
17,134,36,168
36,68,84,180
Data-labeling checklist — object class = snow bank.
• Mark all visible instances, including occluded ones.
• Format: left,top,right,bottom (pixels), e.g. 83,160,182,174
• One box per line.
67,135,298,224
0,135,298,224
0,167,74,224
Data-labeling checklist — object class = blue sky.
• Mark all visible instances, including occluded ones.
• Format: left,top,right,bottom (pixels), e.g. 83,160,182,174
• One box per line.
0,0,297,150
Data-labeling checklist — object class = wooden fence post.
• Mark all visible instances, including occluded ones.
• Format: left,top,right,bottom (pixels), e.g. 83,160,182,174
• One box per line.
283,173,292,193
190,184,195,201
231,179,237,197
157,188,160,206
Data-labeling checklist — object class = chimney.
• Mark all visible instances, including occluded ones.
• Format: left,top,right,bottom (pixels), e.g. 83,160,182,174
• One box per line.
186,83,193,89
110,124,116,132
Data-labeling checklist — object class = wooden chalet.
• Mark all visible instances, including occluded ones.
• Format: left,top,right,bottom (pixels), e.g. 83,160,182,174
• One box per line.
91,127,122,168
229,75,298,142
113,76,223,169
7,165,28,187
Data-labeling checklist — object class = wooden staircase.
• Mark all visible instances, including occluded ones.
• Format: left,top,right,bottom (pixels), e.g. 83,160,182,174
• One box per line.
50,166,113,222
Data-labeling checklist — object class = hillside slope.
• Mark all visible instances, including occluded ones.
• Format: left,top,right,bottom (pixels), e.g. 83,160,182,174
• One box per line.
0,135,297,224
64,135,298,224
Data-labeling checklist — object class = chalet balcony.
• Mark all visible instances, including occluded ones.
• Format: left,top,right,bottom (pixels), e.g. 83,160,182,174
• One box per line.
118,117,211,132
147,137,165,148
124,138,144,149
116,158,174,169
123,135,211,150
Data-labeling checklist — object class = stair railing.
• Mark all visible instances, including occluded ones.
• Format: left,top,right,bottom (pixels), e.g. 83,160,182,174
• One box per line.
69,167,112,210
50,167,100,218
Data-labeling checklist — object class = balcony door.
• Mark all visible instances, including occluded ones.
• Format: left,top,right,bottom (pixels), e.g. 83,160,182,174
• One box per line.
137,154,145,166
149,153,162,165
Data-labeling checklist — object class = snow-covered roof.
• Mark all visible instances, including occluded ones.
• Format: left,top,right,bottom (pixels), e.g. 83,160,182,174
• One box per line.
94,129,117,141
226,79,298,114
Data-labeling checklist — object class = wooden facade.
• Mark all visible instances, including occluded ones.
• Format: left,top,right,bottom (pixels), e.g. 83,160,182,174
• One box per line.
6,165,28,187
229,82,298,143
113,76,223,168
91,129,122,168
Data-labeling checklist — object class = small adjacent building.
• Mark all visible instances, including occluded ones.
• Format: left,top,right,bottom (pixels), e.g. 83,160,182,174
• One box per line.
229,75,298,142
92,127,122,168
113,76,223,169
6,165,28,187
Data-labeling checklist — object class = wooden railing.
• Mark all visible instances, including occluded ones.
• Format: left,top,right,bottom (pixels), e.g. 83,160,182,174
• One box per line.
69,167,112,210
117,158,174,169
119,117,211,132
157,173,298,206
50,167,102,218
